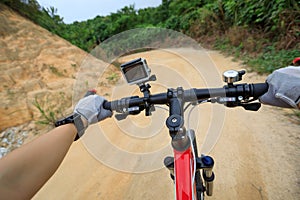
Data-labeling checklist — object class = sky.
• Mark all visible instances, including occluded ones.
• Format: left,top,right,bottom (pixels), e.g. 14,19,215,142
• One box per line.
37,0,162,24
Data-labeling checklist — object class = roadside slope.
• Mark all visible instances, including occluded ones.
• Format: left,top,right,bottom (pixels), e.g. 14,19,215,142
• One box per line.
0,3,85,130
0,4,114,157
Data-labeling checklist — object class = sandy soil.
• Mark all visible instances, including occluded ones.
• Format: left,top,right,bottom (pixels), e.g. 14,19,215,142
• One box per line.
33,49,300,200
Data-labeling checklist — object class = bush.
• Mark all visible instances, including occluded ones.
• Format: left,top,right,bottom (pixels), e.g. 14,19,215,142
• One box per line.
246,48,300,74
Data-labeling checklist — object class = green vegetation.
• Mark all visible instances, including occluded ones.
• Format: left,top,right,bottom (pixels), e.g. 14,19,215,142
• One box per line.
32,91,69,126
2,0,63,35
245,49,300,74
294,110,300,119
49,65,64,77
106,72,119,84
33,97,58,126
2,0,299,74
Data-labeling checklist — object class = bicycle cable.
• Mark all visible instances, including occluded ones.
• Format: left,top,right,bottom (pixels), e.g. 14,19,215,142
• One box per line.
154,105,169,111
186,100,209,200
188,131,196,200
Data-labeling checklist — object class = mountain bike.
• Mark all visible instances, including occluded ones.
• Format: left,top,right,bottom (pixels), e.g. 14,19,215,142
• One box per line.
102,58,268,200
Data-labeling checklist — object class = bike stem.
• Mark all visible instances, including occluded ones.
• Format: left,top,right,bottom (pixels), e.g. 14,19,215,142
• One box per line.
166,87,185,137
165,87,194,152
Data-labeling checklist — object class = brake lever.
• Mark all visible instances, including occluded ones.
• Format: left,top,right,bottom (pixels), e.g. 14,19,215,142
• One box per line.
115,113,129,121
241,103,261,111
211,97,261,111
114,106,144,121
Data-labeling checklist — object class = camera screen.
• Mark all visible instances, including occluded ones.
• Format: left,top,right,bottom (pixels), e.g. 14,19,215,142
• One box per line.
123,63,147,83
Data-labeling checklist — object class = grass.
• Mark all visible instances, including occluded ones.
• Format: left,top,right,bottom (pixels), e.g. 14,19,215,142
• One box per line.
293,110,300,119
214,39,300,74
286,110,300,125
32,96,66,126
49,65,64,77
295,111,300,119
245,49,300,74
111,59,122,68
71,63,77,68
6,89,15,100
33,97,56,126
106,72,119,84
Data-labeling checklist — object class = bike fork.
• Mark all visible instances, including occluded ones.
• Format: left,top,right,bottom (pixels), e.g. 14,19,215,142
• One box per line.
164,129,215,199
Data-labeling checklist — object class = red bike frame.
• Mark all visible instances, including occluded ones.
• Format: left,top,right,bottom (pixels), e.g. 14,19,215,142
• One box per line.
174,148,195,200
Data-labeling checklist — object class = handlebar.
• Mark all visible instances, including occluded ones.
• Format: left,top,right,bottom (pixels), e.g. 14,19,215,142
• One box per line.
103,83,268,112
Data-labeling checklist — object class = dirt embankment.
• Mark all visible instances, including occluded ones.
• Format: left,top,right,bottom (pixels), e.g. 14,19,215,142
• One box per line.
0,4,98,130
0,4,78,130
0,4,114,156
0,4,299,200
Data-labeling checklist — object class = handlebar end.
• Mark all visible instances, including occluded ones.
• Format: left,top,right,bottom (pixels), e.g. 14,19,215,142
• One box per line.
251,83,269,99
103,101,111,110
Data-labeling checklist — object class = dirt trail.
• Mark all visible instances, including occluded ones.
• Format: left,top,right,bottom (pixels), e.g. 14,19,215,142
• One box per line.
33,49,299,200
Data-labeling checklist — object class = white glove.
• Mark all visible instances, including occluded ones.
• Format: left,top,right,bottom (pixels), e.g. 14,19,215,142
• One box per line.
74,94,112,125
71,95,112,140
259,66,300,109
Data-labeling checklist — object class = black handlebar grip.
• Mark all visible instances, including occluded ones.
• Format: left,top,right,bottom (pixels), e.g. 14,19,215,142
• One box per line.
103,101,112,110
251,83,269,98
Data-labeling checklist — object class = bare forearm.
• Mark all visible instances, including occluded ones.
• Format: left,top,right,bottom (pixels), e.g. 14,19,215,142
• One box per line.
0,124,77,199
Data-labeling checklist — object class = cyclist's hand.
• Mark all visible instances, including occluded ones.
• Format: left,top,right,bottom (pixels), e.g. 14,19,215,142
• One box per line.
259,66,300,109
74,94,113,126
